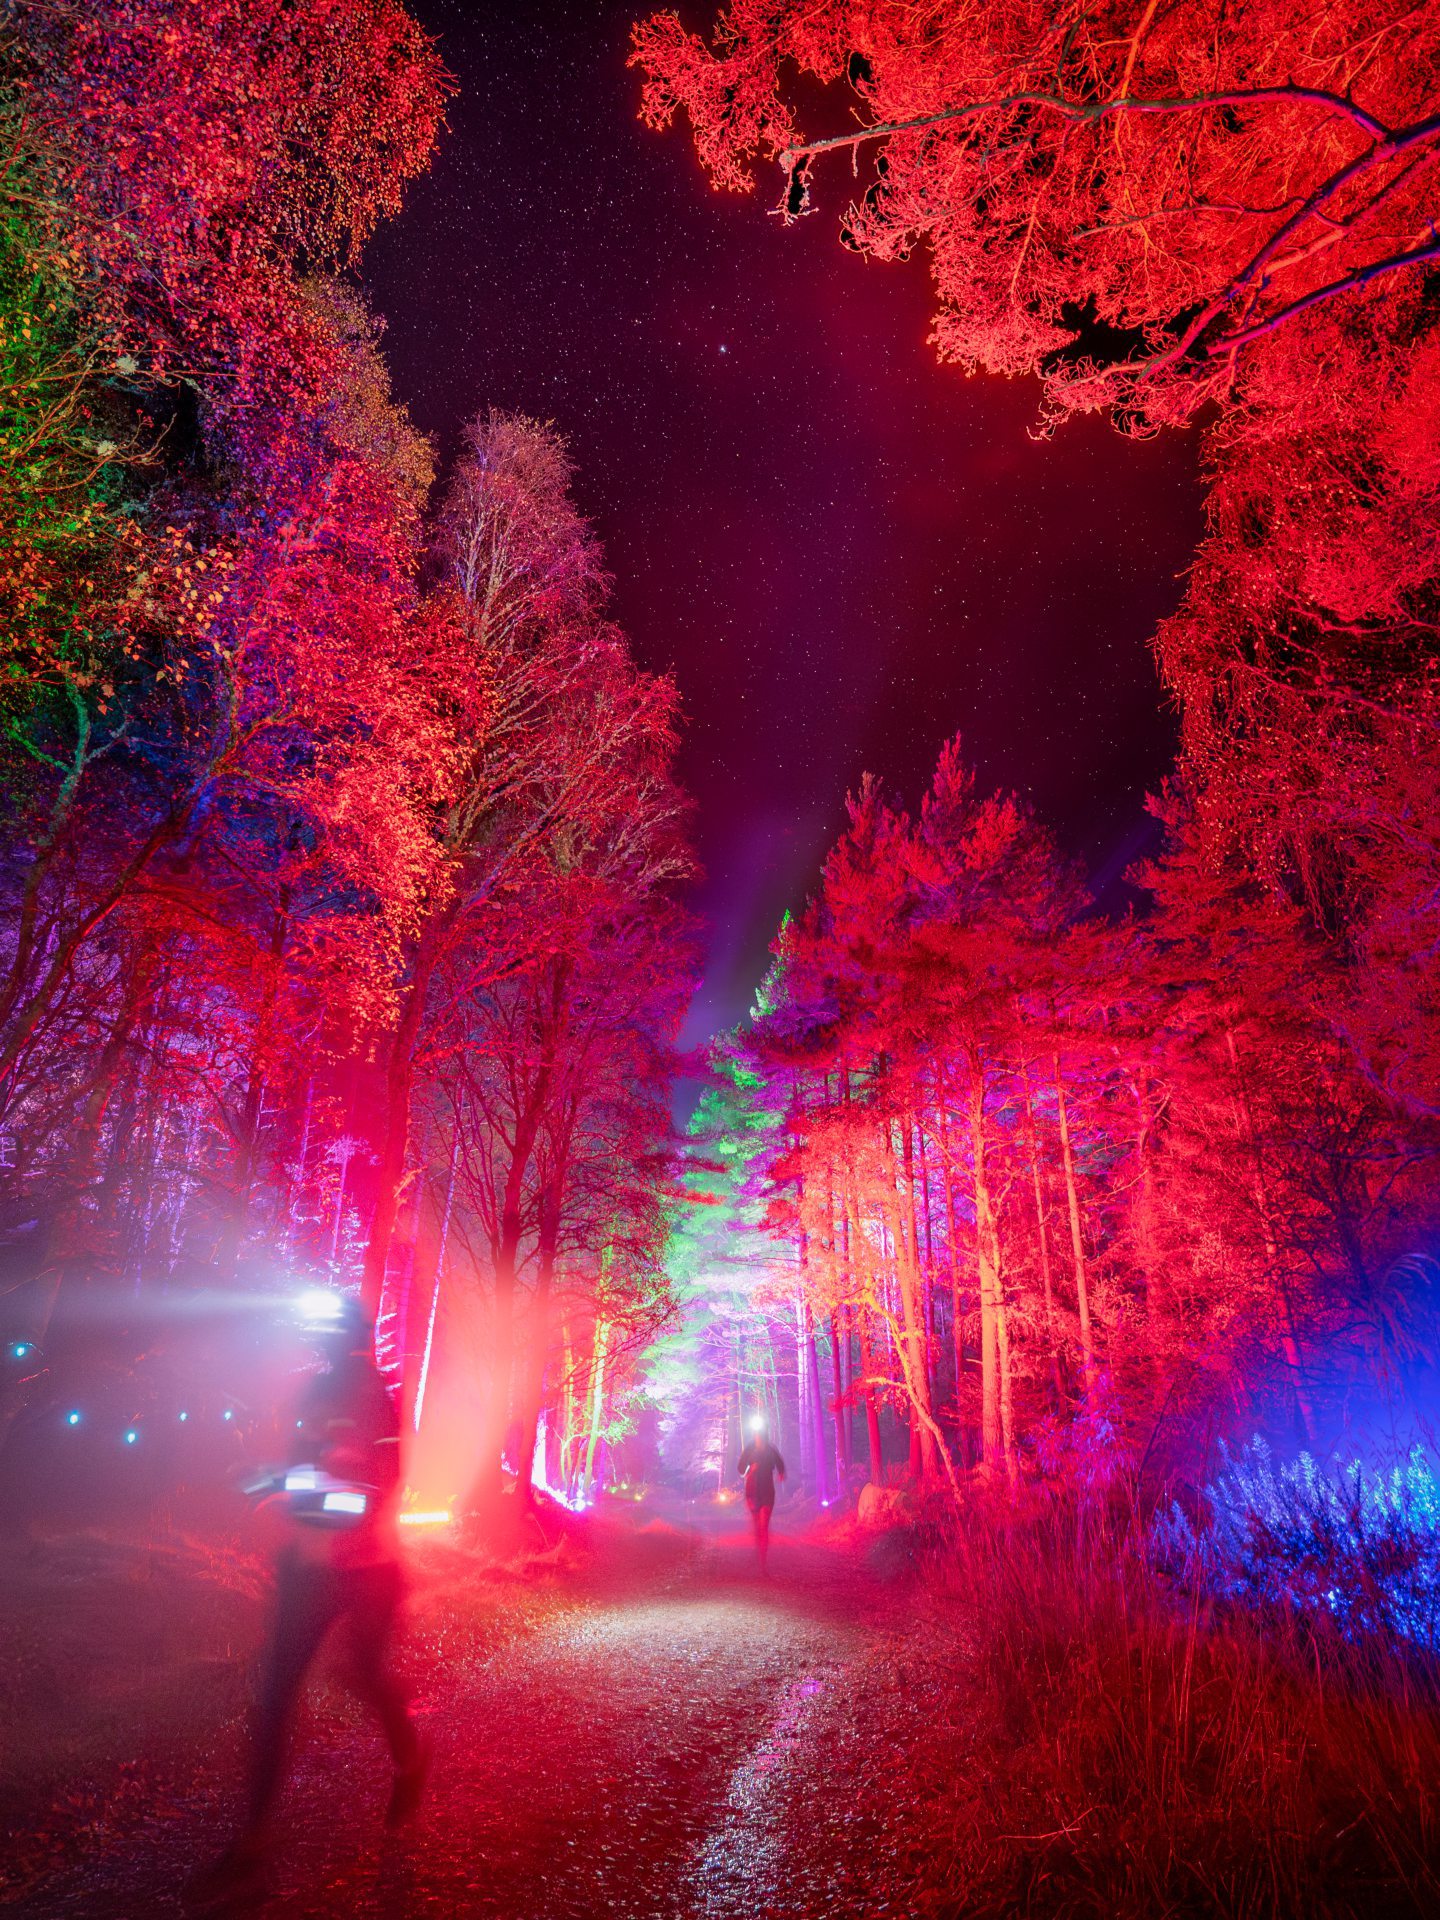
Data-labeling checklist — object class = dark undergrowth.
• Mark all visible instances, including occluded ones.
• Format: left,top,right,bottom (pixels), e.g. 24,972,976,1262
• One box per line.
903,1490,1440,1920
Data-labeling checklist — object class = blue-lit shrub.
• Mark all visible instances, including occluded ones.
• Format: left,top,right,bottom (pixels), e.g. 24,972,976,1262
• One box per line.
1154,1436,1440,1651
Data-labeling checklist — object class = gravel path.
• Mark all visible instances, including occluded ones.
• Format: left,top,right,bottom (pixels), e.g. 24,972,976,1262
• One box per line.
3,1516,927,1919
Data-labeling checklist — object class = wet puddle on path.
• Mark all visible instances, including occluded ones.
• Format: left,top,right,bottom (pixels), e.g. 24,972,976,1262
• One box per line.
686,1661,842,1917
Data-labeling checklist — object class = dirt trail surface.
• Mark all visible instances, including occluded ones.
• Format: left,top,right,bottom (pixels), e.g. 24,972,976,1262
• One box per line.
2,1512,936,1919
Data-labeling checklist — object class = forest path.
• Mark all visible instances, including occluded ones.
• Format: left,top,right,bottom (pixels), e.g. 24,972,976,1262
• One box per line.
13,1513,928,1919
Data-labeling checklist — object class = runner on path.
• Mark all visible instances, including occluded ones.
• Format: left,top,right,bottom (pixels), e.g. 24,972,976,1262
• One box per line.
192,1294,428,1908
736,1418,786,1572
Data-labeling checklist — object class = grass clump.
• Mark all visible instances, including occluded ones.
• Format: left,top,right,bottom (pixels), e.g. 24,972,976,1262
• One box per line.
902,1487,1440,1918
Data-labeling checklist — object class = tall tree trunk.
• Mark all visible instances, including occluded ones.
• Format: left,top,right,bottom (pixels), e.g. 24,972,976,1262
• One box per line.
1224,1024,1314,1437
829,1312,848,1482
0,803,185,1089
857,1307,885,1484
470,969,567,1518
884,1117,942,1482
559,1319,578,1495
968,1051,1015,1484
1017,1036,1064,1403
802,1300,828,1502
515,1176,561,1506
582,1317,609,1498
362,900,459,1319
411,1132,458,1434
826,1175,850,1483
1052,1046,1096,1384
217,891,290,1282
905,1114,939,1433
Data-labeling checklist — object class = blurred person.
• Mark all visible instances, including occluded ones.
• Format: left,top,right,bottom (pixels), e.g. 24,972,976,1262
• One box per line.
192,1296,428,1908
737,1418,786,1572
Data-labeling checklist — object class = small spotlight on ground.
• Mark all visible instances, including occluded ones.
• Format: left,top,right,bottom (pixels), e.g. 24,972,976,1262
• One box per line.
222,1409,233,1422
123,1429,138,1446
65,1410,81,1427
10,1341,32,1359
178,1411,188,1422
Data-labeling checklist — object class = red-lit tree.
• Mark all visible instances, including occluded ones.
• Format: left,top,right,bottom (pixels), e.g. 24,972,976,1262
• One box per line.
632,0,1440,1112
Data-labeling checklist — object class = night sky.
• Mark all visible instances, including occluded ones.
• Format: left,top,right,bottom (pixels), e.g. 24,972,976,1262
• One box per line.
364,0,1205,1047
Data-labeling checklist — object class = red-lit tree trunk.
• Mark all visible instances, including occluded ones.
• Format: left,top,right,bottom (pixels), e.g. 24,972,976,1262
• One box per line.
904,1114,940,1461
824,1173,850,1483
363,899,462,1320
217,891,291,1282
1017,1036,1064,1404
933,1066,968,1415
801,1298,828,1502
1052,1046,1096,1385
0,804,185,1091
967,1049,1016,1484
514,1173,561,1508
829,1309,848,1483
880,1115,949,1486
581,1316,609,1498
856,1305,885,1485
1223,1023,1314,1438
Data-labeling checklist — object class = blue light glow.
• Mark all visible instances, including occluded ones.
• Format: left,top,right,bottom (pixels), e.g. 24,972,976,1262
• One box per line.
65,1409,81,1426
1154,1436,1440,1652
123,1429,138,1445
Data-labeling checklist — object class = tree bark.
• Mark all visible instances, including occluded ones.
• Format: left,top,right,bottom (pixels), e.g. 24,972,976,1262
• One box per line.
1224,1023,1314,1437
1052,1046,1096,1383
1017,1036,1064,1403
884,1117,943,1482
968,1050,1016,1483
514,1176,561,1506
362,899,459,1319
582,1317,609,1498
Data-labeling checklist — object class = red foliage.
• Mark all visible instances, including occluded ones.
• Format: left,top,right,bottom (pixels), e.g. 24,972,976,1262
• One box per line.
16,0,449,440
633,0,1440,1149
735,739,1440,1488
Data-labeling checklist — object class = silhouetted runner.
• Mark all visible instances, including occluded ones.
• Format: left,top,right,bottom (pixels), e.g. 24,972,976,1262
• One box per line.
192,1296,428,1909
737,1420,786,1571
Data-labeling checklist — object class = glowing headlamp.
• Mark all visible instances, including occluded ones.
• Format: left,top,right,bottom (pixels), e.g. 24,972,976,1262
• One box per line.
294,1287,345,1327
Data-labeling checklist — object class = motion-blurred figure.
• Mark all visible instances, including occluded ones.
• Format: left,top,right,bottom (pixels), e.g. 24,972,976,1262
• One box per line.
193,1296,427,1908
737,1418,786,1572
